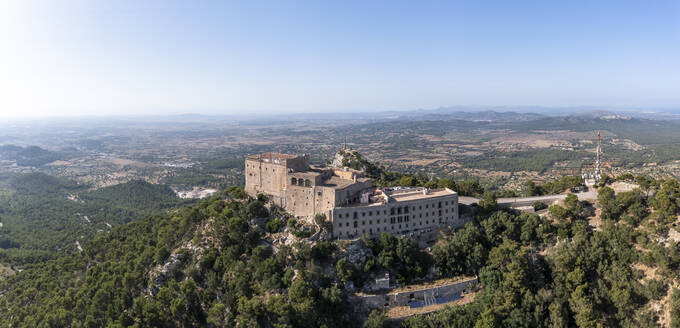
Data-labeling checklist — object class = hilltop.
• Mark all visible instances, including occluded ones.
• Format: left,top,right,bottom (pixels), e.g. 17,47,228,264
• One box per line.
2,170,680,326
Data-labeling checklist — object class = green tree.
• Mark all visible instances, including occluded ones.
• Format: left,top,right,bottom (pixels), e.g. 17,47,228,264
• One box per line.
478,192,498,213
526,181,541,196
598,186,620,220
549,205,568,221
364,310,389,328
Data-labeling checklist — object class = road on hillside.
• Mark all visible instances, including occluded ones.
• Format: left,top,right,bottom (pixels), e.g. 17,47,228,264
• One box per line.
459,191,599,207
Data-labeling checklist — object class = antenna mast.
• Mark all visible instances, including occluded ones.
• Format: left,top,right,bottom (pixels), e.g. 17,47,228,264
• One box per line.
595,131,601,180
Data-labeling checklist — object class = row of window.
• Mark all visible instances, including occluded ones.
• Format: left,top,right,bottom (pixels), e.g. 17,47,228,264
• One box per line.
338,218,451,238
339,215,453,228
290,177,311,187
336,204,456,220
340,218,449,228
246,163,279,172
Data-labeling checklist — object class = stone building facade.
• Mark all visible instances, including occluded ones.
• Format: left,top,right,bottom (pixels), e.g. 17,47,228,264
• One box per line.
245,152,373,216
330,187,459,239
244,152,460,239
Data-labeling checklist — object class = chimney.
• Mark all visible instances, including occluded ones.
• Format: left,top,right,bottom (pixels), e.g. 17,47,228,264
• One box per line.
353,175,357,183
422,188,428,195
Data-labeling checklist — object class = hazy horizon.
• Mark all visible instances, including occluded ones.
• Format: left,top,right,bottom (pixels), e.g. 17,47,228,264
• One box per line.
4,105,680,122
2,1,679,118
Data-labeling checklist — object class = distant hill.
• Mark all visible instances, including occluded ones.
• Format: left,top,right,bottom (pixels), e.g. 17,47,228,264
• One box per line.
0,145,64,167
80,180,182,220
6,172,83,195
400,108,546,122
509,116,680,145
0,174,193,266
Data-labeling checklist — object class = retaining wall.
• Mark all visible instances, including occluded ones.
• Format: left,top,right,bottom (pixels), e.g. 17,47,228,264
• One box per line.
359,277,478,309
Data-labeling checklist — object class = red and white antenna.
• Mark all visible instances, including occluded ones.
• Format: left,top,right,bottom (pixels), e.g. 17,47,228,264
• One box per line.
595,131,601,180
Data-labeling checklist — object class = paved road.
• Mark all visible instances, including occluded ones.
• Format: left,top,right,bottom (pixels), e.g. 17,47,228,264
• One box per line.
460,191,599,207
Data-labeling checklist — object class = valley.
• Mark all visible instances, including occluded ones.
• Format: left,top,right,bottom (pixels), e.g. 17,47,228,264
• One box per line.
3,112,680,327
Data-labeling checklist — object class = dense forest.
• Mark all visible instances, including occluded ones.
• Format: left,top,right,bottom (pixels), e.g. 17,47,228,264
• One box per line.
2,172,680,327
403,178,680,328
0,145,75,167
0,173,193,266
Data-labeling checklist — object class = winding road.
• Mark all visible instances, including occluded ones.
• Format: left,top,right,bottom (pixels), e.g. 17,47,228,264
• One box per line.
459,190,599,208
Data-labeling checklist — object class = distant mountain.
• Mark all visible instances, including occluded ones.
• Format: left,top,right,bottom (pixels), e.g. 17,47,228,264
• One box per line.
508,115,680,145
400,109,545,122
0,145,64,167
267,108,546,123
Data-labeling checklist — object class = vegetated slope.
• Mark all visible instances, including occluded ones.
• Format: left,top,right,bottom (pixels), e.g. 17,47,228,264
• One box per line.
5,172,82,195
0,189,352,328
0,145,72,167
405,180,680,328
0,173,192,266
509,116,680,145
460,149,590,173
160,157,245,189
3,176,680,327
80,180,182,222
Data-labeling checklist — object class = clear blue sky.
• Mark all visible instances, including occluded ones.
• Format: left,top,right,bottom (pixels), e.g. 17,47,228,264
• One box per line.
1,0,679,117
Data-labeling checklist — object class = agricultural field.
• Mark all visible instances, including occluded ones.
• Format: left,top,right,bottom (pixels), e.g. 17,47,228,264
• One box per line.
2,111,680,194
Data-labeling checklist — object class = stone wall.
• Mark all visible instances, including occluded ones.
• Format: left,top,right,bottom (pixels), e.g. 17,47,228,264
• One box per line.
285,185,337,219
358,277,478,309
245,159,288,204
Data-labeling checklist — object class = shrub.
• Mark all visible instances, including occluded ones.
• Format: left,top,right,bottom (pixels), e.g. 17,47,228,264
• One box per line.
287,218,298,228
532,201,547,211
265,218,283,233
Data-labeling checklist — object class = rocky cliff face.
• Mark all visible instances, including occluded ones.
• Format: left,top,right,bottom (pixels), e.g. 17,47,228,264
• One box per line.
332,149,364,170
332,149,385,179
331,150,347,168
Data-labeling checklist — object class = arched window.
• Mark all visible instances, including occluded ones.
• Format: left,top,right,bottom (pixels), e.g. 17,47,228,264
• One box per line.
305,179,311,187
291,177,297,185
